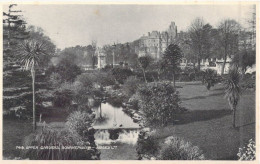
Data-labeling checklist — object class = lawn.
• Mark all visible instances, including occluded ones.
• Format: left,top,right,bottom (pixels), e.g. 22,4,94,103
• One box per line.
3,119,33,159
2,82,255,160
2,107,69,159
154,82,255,160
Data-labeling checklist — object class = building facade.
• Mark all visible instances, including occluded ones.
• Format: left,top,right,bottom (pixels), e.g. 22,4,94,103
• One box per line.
138,21,177,60
180,56,233,75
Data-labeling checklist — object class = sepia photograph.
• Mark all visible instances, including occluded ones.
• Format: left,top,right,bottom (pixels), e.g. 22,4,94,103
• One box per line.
2,1,258,161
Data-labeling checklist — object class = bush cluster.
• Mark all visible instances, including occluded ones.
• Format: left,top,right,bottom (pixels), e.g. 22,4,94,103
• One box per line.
136,129,205,160
22,127,100,160
159,136,205,160
237,139,255,160
137,82,182,126
66,110,95,137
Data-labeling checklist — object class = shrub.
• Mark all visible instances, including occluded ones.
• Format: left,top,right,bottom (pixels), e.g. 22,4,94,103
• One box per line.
122,76,142,99
179,73,191,82
128,93,140,110
237,139,256,160
203,69,218,90
136,129,160,159
55,58,82,82
53,89,73,108
240,73,255,89
66,110,95,137
159,136,205,160
112,67,133,84
22,128,100,160
49,72,62,88
76,73,94,90
88,71,115,87
137,82,182,126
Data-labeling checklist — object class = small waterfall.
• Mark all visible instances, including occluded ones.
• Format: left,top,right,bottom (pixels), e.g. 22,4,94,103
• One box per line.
94,129,140,145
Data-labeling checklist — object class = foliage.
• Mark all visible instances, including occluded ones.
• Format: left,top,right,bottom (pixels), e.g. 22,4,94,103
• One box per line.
225,67,241,110
240,73,255,89
137,82,182,126
188,18,215,70
128,93,140,110
237,139,255,160
225,66,241,127
53,89,73,108
202,69,218,90
122,76,142,99
138,56,151,70
161,44,182,86
136,129,160,159
66,110,95,137
102,42,138,67
18,39,52,71
112,67,133,84
26,26,56,68
76,73,94,90
49,72,62,88
87,71,115,87
55,57,82,82
3,4,29,61
138,56,152,83
159,136,205,160
233,49,255,74
22,127,100,160
217,19,241,75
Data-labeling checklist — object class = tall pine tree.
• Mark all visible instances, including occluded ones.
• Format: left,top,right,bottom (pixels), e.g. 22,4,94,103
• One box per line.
3,4,29,62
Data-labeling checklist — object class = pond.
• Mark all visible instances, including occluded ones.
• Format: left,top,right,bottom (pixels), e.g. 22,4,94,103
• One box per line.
92,102,141,160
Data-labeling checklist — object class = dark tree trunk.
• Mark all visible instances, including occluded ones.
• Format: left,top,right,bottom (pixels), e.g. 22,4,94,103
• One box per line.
232,107,236,128
99,103,102,118
221,48,228,75
142,69,147,83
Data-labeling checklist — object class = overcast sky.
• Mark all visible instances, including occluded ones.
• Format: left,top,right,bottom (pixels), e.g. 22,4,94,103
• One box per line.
4,4,254,49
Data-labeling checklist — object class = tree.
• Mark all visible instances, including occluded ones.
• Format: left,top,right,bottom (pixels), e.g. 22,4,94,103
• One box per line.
112,67,133,84
138,56,152,83
122,76,142,99
18,39,52,130
3,4,29,53
161,44,182,87
90,41,97,69
247,5,256,50
55,58,82,82
27,26,56,69
137,82,182,126
233,48,255,75
3,4,29,71
217,19,241,75
225,66,241,128
188,18,214,71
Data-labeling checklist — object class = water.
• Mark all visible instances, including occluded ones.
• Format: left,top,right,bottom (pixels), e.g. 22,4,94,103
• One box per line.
93,102,140,129
92,102,141,159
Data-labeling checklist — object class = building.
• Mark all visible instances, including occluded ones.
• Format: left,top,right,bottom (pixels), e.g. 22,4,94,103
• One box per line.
138,21,177,60
180,56,233,75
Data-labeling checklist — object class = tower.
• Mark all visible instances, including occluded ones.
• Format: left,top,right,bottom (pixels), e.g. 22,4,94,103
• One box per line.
97,48,106,69
167,21,177,43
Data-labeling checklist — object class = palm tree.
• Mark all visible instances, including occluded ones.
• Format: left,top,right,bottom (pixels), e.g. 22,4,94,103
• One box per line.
18,39,50,130
225,66,241,128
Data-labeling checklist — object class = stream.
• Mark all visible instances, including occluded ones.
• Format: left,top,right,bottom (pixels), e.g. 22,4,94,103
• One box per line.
92,102,141,160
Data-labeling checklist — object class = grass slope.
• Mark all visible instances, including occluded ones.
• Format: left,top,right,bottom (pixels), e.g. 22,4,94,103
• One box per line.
155,83,255,160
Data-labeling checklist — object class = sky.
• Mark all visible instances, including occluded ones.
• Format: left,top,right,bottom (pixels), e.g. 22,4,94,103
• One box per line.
4,4,254,49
